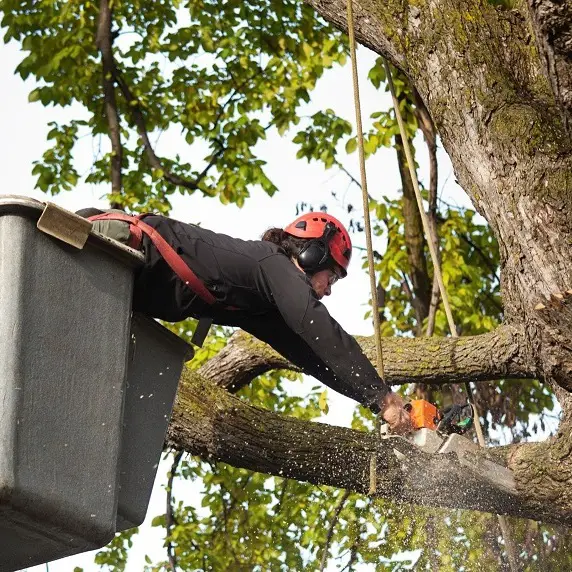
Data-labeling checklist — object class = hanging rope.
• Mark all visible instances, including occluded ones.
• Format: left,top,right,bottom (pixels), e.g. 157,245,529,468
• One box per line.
345,0,385,496
382,60,519,572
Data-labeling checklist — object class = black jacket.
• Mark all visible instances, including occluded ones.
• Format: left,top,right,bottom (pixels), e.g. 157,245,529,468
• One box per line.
79,209,390,411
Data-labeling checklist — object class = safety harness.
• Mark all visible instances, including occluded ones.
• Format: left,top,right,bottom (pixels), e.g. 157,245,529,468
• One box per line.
88,211,218,346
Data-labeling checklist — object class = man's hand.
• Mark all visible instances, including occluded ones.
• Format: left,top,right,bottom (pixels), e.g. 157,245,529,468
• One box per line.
379,392,413,435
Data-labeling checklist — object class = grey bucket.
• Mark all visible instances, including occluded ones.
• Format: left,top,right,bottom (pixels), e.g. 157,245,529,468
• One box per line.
0,196,192,571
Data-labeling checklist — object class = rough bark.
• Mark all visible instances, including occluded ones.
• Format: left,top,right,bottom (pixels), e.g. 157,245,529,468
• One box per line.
168,365,572,525
203,326,531,391
197,330,296,392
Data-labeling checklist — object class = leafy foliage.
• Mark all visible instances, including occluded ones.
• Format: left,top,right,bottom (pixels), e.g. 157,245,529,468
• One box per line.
93,527,138,571
2,0,563,570
1,0,347,212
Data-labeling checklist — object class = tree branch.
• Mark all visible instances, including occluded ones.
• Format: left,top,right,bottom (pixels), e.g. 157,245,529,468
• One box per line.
197,332,298,393
396,132,431,324
206,325,531,392
344,538,359,572
412,86,438,216
319,490,350,571
302,0,405,69
425,272,441,338
111,68,225,191
95,0,122,203
409,85,441,337
166,450,183,572
167,365,572,525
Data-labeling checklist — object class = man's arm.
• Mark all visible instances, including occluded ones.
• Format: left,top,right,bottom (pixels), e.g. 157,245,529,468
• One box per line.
253,254,391,411
237,311,384,411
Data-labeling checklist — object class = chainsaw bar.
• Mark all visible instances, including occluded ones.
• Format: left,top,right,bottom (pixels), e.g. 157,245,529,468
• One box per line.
382,429,517,496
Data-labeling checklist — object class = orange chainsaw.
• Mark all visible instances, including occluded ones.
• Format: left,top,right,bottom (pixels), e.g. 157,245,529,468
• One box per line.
381,399,515,494
404,399,473,435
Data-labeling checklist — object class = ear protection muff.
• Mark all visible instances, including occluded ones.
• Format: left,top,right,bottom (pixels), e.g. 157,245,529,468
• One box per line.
297,222,338,274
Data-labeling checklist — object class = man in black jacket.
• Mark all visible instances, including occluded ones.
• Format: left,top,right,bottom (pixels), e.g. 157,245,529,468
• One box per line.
79,208,411,433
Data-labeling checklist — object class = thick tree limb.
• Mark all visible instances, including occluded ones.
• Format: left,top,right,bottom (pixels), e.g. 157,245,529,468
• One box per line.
204,325,532,393
197,331,297,393
167,366,572,525
305,0,405,68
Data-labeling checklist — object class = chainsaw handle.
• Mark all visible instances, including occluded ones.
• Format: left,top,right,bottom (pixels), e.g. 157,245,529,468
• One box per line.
437,403,474,435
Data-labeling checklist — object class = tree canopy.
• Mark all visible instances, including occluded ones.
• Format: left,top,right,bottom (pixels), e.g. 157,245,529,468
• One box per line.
2,0,572,569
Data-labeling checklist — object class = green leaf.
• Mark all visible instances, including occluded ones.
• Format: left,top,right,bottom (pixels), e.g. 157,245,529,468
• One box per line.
28,88,40,102
318,390,329,415
151,514,165,527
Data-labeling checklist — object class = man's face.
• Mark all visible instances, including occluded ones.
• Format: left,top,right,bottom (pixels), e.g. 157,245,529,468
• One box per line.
310,267,342,300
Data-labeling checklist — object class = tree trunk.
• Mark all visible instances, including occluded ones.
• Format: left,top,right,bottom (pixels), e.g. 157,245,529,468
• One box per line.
302,0,572,400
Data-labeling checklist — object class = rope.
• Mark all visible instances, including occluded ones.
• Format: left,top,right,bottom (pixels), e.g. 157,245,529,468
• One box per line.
345,0,385,496
382,59,519,572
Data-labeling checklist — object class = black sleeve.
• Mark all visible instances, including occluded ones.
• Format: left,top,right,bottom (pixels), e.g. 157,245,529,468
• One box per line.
249,254,390,412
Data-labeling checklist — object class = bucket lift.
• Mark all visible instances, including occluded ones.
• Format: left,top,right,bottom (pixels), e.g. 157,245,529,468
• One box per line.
0,196,193,571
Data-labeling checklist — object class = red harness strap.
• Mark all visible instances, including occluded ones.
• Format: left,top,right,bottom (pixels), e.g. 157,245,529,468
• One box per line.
88,212,217,306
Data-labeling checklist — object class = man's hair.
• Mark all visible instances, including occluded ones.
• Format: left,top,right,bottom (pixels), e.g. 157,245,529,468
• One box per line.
262,228,309,259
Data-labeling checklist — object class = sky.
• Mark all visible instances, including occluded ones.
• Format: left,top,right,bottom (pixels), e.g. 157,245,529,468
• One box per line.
1,23,478,572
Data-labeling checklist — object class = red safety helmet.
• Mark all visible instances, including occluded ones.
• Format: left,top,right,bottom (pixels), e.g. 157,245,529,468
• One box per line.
284,212,352,276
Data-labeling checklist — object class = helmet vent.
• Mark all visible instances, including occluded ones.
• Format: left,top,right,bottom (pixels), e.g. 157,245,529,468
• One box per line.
295,221,307,230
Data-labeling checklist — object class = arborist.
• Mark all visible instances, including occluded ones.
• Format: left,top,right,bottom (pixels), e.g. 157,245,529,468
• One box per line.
77,207,412,434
